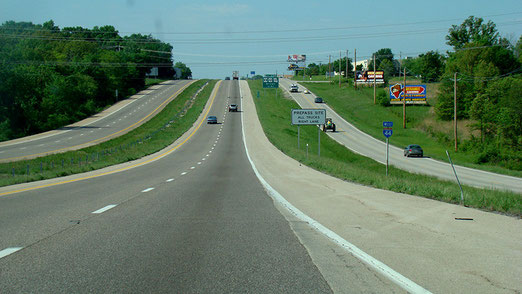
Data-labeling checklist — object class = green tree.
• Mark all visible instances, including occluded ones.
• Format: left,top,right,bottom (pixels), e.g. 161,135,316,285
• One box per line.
417,51,445,83
446,16,499,50
368,48,395,76
174,62,192,79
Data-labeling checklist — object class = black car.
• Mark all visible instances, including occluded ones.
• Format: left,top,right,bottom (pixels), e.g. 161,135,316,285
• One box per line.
314,97,323,103
207,116,218,124
225,77,230,80
404,144,423,157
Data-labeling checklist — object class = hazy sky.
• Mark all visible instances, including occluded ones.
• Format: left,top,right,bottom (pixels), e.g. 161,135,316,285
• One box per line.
1,0,521,78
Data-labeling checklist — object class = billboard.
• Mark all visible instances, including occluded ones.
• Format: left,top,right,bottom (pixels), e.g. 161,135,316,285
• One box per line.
389,84,427,104
355,70,384,84
288,54,307,62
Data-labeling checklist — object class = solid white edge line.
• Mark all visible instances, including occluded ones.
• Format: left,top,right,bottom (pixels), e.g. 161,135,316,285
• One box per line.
0,247,23,259
142,187,155,193
238,80,431,294
91,204,117,214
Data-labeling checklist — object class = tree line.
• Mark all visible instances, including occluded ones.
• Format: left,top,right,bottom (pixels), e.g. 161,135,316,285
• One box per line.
0,20,191,141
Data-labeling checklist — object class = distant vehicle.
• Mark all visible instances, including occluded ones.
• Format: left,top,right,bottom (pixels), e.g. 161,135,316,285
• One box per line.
232,71,239,80
404,144,423,157
304,89,310,94
289,84,298,92
314,97,323,103
225,77,230,80
322,118,336,132
207,116,218,124
228,104,238,112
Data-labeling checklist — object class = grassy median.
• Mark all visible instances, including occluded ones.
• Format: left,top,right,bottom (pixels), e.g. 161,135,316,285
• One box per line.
0,79,216,187
248,79,521,216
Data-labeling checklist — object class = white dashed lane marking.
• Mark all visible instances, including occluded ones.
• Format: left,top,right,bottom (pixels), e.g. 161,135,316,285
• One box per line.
92,204,117,214
166,178,174,182
197,162,202,165
181,172,187,175
190,167,195,169
142,187,155,193
0,247,23,259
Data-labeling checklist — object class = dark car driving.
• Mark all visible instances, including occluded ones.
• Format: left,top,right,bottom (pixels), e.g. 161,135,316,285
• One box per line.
314,97,323,103
404,144,423,157
207,116,218,124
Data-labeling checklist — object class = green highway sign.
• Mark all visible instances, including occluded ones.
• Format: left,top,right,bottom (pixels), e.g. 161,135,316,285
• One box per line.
263,75,279,88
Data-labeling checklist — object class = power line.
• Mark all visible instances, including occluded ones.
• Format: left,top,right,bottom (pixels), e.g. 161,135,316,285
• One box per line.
2,11,521,35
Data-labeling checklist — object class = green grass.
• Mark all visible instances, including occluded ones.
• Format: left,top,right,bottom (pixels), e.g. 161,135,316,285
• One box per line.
145,78,170,86
299,81,522,178
248,79,521,216
0,80,217,187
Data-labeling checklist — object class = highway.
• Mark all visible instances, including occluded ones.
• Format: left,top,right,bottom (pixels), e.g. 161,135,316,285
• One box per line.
0,80,519,293
280,78,522,193
0,80,193,162
0,80,347,293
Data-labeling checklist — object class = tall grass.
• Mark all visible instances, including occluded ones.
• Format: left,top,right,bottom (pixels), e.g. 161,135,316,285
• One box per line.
248,79,521,216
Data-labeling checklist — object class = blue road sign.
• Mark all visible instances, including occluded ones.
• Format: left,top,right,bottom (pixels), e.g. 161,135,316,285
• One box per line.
383,121,393,138
251,71,255,75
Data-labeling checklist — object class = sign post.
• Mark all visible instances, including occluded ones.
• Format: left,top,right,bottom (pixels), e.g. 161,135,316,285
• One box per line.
383,121,393,176
291,109,326,156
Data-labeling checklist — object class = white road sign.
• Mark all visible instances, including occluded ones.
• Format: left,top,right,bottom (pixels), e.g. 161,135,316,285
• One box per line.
291,109,326,125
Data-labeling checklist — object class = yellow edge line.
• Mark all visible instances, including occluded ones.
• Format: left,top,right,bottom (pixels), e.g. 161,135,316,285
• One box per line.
0,80,222,197
4,81,195,162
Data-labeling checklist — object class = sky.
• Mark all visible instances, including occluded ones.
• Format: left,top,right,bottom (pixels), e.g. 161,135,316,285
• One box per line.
1,0,521,79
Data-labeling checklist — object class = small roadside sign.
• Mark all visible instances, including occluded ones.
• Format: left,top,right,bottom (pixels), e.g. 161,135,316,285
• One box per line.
263,75,279,88
383,121,393,176
291,109,326,125
383,121,393,138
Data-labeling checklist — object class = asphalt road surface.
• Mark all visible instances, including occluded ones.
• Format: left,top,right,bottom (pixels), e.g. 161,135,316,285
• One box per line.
0,80,345,293
0,80,193,162
280,78,522,193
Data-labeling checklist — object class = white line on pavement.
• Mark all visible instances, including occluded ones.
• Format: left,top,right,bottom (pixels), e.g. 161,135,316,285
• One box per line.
166,178,174,182
91,204,117,214
0,247,23,259
197,162,201,165
142,187,155,193
190,166,195,169
181,172,187,175
239,81,431,294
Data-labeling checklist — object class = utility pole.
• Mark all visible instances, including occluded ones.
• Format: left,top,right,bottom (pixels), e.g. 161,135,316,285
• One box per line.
354,49,357,89
403,68,406,128
328,55,331,83
339,51,341,88
373,53,376,104
399,52,402,79
345,50,349,78
454,72,458,152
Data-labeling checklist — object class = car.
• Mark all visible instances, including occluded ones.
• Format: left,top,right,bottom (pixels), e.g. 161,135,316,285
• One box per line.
322,118,336,132
304,89,310,94
228,104,238,112
289,84,299,92
404,144,423,157
225,77,230,80
207,116,218,124
314,97,323,103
